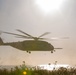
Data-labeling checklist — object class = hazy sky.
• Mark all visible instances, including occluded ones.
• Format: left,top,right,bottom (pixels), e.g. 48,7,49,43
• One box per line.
0,0,76,66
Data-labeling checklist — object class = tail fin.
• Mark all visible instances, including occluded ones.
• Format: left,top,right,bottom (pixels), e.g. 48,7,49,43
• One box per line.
0,37,4,45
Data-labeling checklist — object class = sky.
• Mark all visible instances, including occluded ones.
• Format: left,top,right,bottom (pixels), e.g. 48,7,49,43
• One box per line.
0,0,76,66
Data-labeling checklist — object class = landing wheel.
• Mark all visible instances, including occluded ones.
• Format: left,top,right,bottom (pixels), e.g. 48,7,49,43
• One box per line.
29,51,31,54
51,51,53,53
26,51,31,54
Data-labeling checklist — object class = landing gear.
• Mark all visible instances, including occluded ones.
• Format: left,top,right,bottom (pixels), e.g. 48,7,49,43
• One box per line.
26,51,31,54
51,51,53,53
51,50,55,53
29,51,31,54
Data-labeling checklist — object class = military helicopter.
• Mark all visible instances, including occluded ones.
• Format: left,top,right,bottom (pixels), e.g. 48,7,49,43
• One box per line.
0,29,64,53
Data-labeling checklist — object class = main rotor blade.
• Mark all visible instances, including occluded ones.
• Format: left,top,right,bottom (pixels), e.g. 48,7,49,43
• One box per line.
15,36,33,39
1,31,31,38
38,32,50,38
38,38,49,40
16,29,34,38
50,37,69,40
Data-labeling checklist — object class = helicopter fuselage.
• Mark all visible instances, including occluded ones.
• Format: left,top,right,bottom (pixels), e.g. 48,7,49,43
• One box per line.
3,40,54,52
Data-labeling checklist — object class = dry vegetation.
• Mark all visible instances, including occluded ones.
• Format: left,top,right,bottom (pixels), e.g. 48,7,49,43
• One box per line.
0,64,76,75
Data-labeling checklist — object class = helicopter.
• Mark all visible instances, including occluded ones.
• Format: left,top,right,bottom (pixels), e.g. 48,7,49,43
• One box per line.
0,29,64,53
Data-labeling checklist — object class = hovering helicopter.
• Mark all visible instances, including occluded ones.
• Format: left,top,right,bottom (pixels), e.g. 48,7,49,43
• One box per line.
0,29,64,53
